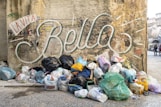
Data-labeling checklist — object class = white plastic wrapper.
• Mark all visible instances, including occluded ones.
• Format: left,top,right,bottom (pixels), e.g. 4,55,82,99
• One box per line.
94,67,104,79
87,87,108,103
74,89,88,98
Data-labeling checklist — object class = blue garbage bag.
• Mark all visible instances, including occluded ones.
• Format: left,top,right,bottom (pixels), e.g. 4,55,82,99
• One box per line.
68,84,83,94
35,70,45,84
0,66,16,80
78,68,91,78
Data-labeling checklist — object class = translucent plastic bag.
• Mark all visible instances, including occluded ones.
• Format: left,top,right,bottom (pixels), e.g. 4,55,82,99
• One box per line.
94,67,104,79
44,75,58,90
148,75,161,93
0,66,16,80
16,73,30,83
21,66,30,75
74,89,88,98
29,69,37,79
99,72,130,101
51,68,63,79
97,56,111,72
120,68,136,83
87,87,108,103
57,76,69,91
62,68,72,80
35,70,45,84
108,63,122,73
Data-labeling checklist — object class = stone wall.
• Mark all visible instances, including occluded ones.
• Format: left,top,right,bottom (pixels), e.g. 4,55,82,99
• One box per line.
7,0,147,72
0,0,7,61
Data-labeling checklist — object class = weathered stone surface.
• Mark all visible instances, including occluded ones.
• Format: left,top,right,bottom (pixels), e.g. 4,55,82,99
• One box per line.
6,0,147,72
0,0,7,60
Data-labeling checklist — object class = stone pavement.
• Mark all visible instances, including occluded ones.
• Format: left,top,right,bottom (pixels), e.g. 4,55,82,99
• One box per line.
147,51,161,84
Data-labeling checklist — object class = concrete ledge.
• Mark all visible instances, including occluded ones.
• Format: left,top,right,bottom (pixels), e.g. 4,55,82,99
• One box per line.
0,80,44,87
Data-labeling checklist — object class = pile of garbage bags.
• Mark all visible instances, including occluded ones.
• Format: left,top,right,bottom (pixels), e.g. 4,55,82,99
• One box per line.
0,51,161,102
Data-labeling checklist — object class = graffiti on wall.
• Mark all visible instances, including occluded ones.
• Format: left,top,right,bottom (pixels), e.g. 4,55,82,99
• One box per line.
12,13,133,63
9,14,37,35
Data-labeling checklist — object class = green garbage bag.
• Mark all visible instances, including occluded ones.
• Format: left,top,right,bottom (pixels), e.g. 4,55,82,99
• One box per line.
99,72,130,101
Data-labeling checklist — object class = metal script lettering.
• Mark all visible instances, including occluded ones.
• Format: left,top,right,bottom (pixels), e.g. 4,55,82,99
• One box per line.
15,13,132,64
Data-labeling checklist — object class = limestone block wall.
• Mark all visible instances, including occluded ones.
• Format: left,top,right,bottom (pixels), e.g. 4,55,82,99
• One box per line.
7,0,147,72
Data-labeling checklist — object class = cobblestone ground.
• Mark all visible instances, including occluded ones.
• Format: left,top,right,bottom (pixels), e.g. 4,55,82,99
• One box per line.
147,51,161,83
0,51,160,107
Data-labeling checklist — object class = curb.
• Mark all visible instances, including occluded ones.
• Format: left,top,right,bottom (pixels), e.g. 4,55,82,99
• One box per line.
0,80,44,87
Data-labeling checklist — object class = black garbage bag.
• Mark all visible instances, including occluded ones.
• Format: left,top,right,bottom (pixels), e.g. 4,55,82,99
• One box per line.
31,67,44,72
41,57,61,72
69,76,87,88
59,55,74,70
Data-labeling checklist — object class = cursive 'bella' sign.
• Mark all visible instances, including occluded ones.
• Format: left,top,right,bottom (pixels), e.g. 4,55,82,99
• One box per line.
15,13,132,64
